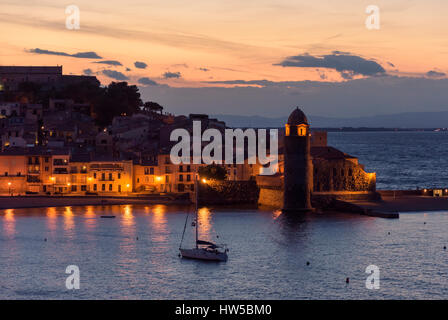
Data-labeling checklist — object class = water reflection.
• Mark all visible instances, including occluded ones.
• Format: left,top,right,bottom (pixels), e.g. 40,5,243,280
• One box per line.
63,206,74,231
46,207,58,233
150,204,168,243
198,207,212,240
2,209,15,237
121,205,135,228
84,206,97,230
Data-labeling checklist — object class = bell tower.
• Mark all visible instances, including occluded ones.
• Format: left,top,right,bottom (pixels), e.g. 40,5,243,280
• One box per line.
282,107,314,213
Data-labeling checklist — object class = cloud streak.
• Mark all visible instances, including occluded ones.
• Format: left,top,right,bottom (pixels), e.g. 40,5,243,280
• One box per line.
276,51,386,79
93,60,123,66
27,48,102,59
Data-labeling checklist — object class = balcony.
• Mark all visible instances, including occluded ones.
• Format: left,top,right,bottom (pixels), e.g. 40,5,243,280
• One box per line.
53,168,68,174
53,159,68,166
27,175,41,183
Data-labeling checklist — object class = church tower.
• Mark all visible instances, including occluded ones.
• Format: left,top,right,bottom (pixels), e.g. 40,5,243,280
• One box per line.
282,107,314,213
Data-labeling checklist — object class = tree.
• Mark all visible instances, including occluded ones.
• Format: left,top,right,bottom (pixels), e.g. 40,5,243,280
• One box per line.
94,82,142,126
198,164,227,181
143,101,164,114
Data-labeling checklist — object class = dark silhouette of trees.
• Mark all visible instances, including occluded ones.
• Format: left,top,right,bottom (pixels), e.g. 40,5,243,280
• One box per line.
94,82,142,126
198,164,227,181
143,101,164,114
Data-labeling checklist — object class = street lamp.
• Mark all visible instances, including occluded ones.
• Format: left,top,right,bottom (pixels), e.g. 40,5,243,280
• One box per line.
7,182,11,196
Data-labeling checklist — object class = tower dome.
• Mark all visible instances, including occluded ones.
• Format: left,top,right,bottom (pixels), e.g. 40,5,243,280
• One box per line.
287,107,308,125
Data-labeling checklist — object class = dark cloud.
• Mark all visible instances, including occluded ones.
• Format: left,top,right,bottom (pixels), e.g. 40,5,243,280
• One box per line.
388,62,395,68
126,68,131,71
138,77,158,86
93,60,122,66
276,52,386,77
163,71,181,79
199,67,210,72
27,48,102,59
102,70,129,80
83,68,93,75
134,61,148,69
426,70,446,78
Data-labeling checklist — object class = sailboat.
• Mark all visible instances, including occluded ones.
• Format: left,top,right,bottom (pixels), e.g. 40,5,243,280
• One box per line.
179,177,228,262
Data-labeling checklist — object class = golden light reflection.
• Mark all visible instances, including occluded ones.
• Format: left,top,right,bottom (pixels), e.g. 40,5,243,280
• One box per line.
84,206,97,230
3,209,15,237
46,207,57,232
197,207,212,239
151,205,167,242
120,205,135,228
63,206,74,230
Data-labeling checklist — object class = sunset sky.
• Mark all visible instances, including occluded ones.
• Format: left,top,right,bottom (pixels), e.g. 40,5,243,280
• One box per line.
1,0,448,118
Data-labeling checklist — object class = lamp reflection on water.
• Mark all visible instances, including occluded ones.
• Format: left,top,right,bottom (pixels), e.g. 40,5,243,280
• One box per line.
197,207,212,240
120,205,135,228
46,207,57,232
63,206,74,231
150,205,168,243
3,209,15,237
84,206,97,230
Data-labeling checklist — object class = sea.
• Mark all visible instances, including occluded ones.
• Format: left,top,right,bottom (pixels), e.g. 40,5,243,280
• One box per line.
0,132,447,299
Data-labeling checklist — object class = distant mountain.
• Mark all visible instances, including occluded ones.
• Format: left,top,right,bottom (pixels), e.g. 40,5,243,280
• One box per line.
212,111,448,128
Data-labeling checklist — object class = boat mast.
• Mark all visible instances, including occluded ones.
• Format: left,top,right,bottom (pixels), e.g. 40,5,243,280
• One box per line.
195,173,199,249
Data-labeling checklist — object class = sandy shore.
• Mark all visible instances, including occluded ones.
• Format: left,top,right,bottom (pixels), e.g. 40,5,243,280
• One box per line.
349,195,448,213
0,195,190,210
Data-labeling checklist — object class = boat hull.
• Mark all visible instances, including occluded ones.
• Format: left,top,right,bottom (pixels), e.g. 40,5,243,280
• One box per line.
180,248,228,262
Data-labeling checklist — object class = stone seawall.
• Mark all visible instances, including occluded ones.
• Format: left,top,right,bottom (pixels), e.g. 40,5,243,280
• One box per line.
258,186,380,208
198,180,259,205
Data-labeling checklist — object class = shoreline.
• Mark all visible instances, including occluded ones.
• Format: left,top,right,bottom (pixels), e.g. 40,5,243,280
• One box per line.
0,195,190,210
348,195,448,213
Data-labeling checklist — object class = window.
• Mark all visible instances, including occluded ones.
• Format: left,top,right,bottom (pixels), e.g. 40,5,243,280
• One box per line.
150,167,154,175
179,174,183,182
186,175,191,182
93,184,97,191
165,175,170,183
101,173,105,180
109,173,113,180
71,185,77,192
179,165,183,172
118,185,121,193
45,157,49,163
93,172,97,179
81,185,87,191
118,173,121,179
102,184,105,191
137,178,140,183
109,184,112,191
144,168,149,175
45,167,49,172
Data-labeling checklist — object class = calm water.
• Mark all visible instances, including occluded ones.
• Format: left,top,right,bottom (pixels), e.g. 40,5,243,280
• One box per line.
329,131,448,190
1,204,447,299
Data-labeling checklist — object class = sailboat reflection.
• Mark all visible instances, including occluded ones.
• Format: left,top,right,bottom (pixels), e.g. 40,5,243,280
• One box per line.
179,178,228,262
